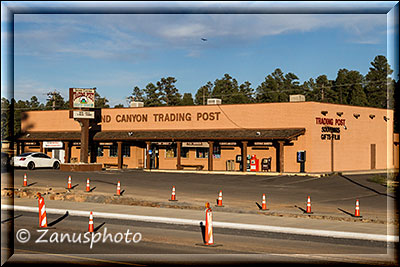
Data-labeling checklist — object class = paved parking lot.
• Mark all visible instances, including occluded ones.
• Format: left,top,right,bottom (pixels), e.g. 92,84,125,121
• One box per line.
3,169,398,222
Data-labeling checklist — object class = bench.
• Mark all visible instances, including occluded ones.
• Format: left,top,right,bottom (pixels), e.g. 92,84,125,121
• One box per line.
178,164,204,171
103,163,128,169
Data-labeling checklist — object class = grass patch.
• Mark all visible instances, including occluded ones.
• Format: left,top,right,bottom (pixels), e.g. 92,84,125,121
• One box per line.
367,173,398,192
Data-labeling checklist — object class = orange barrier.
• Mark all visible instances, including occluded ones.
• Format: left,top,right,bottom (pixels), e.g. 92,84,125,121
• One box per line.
37,193,47,228
205,202,214,245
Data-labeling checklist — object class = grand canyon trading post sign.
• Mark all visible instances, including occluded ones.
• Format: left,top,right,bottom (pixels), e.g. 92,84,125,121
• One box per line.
69,88,96,163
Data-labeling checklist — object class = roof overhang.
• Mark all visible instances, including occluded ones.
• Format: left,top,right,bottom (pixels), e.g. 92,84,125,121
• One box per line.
18,128,305,142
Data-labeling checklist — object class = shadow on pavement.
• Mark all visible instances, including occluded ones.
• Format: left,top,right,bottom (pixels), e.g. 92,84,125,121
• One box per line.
339,175,396,199
48,211,69,227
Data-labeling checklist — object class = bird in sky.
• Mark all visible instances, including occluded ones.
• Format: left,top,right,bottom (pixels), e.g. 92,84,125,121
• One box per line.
201,38,207,41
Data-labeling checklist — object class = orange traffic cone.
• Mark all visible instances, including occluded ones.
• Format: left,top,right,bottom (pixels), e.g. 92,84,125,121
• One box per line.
67,176,72,189
216,190,223,207
169,186,177,201
115,181,121,196
261,194,268,210
305,196,313,214
86,178,90,192
88,211,94,232
205,202,214,245
37,193,47,228
23,173,27,187
354,199,362,217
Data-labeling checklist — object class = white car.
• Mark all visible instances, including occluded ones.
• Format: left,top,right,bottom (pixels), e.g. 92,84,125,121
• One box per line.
12,152,60,170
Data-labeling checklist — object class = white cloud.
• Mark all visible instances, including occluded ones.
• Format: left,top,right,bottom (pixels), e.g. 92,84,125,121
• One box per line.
13,13,387,61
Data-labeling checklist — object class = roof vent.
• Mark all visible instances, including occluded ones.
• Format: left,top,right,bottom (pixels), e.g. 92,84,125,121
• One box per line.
289,94,305,102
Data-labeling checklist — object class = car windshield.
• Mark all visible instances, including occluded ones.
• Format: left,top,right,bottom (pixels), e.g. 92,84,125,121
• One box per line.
19,153,32,157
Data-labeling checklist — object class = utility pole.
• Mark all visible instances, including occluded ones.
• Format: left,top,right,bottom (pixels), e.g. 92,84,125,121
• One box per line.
321,84,325,101
52,91,56,110
203,87,205,105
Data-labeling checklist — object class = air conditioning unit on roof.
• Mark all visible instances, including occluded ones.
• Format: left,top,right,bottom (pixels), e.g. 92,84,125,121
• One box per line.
130,101,144,108
207,98,222,105
289,94,305,102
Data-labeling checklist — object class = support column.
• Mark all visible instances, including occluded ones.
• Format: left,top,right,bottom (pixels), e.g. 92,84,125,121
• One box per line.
79,119,89,163
117,141,123,169
40,142,44,153
331,136,334,173
64,141,70,163
208,141,214,171
16,142,21,156
21,142,25,154
146,141,151,170
241,141,248,172
176,141,182,170
276,140,285,173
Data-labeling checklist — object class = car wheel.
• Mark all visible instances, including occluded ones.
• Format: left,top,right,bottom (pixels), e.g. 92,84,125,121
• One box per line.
53,161,60,169
27,162,35,170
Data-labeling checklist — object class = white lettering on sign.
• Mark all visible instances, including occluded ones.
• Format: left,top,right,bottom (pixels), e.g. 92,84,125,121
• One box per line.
43,141,63,148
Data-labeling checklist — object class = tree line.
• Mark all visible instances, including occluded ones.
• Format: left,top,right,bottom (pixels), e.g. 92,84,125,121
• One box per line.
1,55,399,139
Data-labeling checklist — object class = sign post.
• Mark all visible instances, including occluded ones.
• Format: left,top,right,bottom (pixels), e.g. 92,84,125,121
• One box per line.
69,88,96,164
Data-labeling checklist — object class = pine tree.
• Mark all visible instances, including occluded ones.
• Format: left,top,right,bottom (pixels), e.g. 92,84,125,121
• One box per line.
365,55,393,108
143,82,162,107
181,93,194,106
157,77,181,106
195,82,213,105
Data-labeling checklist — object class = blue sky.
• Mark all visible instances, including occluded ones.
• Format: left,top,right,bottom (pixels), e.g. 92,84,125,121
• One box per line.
1,1,398,107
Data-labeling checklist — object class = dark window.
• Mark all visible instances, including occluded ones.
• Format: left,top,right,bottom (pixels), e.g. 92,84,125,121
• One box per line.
97,146,104,157
166,145,189,158
109,144,118,157
196,148,208,158
122,144,130,157
213,145,221,159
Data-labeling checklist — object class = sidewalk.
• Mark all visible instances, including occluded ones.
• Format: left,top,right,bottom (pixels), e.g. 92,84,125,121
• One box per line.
3,197,398,241
144,168,399,177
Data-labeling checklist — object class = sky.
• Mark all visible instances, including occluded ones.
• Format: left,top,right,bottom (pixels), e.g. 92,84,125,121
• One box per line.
1,1,399,107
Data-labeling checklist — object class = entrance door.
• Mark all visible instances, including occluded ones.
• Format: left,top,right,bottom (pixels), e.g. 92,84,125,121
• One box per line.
150,145,159,169
52,149,65,163
370,144,376,169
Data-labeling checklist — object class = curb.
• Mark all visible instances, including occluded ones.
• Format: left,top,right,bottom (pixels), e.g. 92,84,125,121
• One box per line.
2,204,398,243
143,169,322,177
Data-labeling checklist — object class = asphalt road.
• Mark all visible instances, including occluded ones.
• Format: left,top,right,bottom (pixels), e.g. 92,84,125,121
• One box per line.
1,210,395,266
6,169,397,220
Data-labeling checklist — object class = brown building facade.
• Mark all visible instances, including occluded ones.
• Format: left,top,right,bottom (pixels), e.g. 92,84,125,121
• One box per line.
18,101,398,173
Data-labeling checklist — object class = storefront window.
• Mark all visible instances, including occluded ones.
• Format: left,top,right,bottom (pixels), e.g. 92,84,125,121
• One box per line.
97,146,104,157
165,145,189,158
196,148,208,158
109,144,118,157
122,144,130,157
213,145,221,159
165,146,176,158
182,148,189,158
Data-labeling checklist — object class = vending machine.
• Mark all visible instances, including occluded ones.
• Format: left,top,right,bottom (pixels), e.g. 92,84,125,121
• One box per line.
250,155,259,172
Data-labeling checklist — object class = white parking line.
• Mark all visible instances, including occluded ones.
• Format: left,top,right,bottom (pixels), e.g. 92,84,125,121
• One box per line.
2,204,398,243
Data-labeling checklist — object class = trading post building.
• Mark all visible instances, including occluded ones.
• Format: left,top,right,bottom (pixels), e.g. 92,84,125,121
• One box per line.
18,101,399,173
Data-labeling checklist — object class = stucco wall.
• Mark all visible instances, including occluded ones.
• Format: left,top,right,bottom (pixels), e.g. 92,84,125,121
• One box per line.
21,102,396,172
